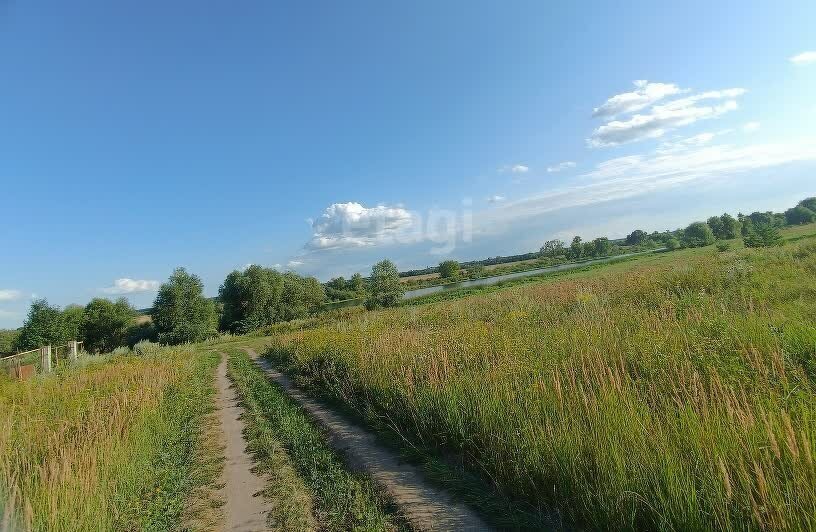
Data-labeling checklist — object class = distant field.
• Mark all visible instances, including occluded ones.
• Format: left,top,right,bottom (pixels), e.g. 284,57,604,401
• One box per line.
264,225,816,530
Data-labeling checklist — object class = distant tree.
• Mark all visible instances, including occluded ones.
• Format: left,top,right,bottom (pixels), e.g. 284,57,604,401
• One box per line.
591,237,612,257
0,329,20,354
13,299,66,351
467,263,486,279
438,260,461,280
718,213,741,239
540,239,566,257
682,222,716,248
219,265,283,333
82,298,136,353
62,304,86,343
785,205,816,226
799,197,816,212
625,230,648,246
665,237,682,251
707,216,725,239
569,236,583,260
744,223,783,248
349,273,366,293
365,259,404,310
279,272,326,322
326,276,347,290
151,268,217,345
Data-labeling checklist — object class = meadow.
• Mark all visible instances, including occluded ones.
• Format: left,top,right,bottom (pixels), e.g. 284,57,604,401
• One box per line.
265,227,816,530
0,348,221,531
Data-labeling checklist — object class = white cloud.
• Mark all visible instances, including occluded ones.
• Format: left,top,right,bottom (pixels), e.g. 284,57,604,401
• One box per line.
743,121,761,132
656,132,718,153
102,278,160,295
499,164,529,174
0,289,22,302
307,202,416,250
271,263,283,269
592,80,685,118
287,260,304,268
546,161,577,173
486,195,506,203
589,87,745,147
486,138,816,225
790,51,816,65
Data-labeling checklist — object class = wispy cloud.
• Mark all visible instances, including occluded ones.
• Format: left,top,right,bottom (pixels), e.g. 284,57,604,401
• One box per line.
486,138,816,225
589,85,746,147
499,164,529,174
486,195,506,203
790,51,816,65
546,161,577,173
0,289,22,302
593,80,685,118
287,260,304,268
743,121,761,132
102,278,160,295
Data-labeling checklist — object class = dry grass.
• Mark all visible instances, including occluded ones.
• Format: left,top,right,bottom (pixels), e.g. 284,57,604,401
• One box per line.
266,237,816,530
0,348,219,531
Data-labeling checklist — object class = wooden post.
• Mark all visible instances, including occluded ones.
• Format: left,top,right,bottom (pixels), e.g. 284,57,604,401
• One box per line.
40,345,52,373
68,340,78,362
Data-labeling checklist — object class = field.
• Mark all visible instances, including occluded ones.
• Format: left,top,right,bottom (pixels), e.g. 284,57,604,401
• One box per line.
264,227,816,530
0,348,221,531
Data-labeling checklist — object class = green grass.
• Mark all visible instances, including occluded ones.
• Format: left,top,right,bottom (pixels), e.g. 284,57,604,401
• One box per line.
224,348,406,531
0,347,221,531
262,230,816,531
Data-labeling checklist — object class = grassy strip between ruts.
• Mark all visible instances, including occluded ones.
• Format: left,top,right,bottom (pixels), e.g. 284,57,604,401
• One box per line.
0,347,221,531
224,348,406,532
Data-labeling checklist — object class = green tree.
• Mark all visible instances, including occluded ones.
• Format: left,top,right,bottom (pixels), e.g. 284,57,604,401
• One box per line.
719,213,741,239
151,268,217,345
540,239,566,257
785,205,816,225
219,265,284,333
0,329,20,354
569,236,583,260
682,222,716,248
365,259,404,310
438,260,461,280
13,299,66,351
591,237,612,257
799,197,816,212
706,216,725,239
467,263,486,279
744,223,783,248
82,298,136,353
62,305,86,342
665,237,682,251
349,273,366,293
625,230,648,246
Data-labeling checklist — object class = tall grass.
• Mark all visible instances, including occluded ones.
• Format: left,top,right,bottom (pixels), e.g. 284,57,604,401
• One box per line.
266,240,816,530
0,347,220,531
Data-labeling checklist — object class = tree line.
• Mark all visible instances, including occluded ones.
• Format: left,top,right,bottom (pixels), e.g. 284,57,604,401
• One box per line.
4,197,813,355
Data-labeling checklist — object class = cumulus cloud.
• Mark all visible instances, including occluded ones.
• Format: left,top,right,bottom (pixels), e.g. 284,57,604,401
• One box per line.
307,202,416,250
790,51,816,65
589,87,745,147
0,289,22,302
546,161,577,173
592,80,685,118
486,195,506,203
743,121,761,132
102,278,160,294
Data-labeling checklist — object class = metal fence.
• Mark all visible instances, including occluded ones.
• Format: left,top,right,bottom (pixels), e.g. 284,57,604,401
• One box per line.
0,341,83,379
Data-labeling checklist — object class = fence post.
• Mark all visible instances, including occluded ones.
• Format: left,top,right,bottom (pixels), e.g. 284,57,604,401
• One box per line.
40,345,52,373
68,340,78,362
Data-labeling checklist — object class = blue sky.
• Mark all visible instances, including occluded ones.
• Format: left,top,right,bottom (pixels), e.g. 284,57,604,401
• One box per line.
1,0,815,327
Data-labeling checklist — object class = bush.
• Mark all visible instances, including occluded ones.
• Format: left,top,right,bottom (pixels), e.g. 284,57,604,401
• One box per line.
133,340,162,357
716,242,731,253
